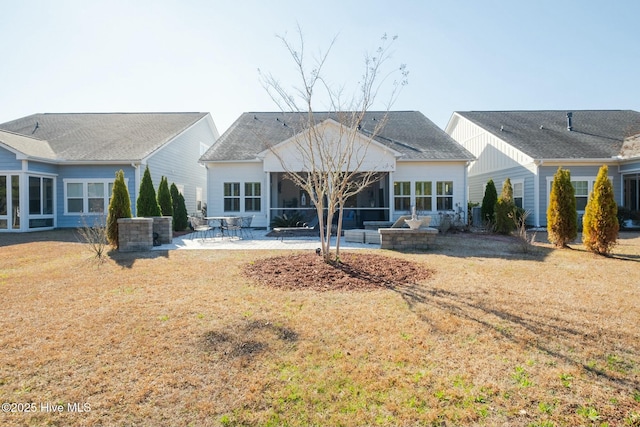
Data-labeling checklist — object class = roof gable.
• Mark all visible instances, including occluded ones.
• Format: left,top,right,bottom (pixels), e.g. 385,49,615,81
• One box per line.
201,111,473,163
454,110,640,160
259,118,400,172
0,112,209,162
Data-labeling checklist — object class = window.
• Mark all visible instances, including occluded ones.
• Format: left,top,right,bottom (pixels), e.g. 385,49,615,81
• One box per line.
513,181,524,209
64,179,116,214
436,181,453,211
394,181,410,211
572,180,589,211
245,182,261,212
415,181,432,211
196,187,203,212
224,182,240,212
29,177,54,215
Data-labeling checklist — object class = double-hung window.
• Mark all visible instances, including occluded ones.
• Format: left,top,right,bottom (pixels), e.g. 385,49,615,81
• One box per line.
224,182,240,212
64,180,115,214
244,182,261,212
415,181,432,211
572,180,589,211
436,181,453,211
513,180,524,209
394,181,411,211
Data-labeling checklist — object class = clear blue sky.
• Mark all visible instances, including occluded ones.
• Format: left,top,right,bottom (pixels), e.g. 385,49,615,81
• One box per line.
2,0,638,134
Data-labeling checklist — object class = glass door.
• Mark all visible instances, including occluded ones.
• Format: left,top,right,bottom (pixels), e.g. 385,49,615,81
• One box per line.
0,175,20,230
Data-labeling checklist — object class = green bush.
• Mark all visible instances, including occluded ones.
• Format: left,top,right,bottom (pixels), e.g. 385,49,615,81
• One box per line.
547,167,577,248
157,176,173,217
582,165,619,255
170,183,189,231
481,179,498,225
271,212,305,228
136,166,161,217
106,169,132,248
494,178,517,235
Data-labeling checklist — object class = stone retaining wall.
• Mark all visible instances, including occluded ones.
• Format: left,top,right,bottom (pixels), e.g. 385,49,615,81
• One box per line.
153,216,173,244
378,227,438,250
118,218,153,252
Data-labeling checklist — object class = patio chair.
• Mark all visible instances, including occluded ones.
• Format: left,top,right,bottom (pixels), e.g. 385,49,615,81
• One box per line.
188,215,213,240
222,216,242,239
240,215,254,239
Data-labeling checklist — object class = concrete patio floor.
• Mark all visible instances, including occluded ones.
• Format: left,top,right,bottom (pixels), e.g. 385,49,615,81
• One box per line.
152,228,380,251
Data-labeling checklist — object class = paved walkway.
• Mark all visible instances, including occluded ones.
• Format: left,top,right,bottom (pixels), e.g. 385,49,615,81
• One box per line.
152,229,380,251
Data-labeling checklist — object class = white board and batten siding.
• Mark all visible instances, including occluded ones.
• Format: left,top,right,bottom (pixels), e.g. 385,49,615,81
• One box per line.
447,115,533,177
261,121,398,173
145,115,218,215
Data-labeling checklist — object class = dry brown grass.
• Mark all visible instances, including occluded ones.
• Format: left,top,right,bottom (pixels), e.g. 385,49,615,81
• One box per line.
1,230,639,426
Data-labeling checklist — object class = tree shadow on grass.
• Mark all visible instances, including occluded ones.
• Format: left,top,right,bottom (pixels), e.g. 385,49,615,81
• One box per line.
424,232,554,262
108,249,169,268
387,280,640,392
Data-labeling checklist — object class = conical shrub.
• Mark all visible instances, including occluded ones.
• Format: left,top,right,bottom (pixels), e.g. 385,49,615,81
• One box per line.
582,165,619,255
547,167,577,248
137,166,161,217
106,169,132,248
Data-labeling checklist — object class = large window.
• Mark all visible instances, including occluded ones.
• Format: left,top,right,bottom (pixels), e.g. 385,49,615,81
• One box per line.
224,182,240,212
64,180,115,214
29,177,54,215
436,181,453,211
245,182,261,212
415,181,432,211
394,181,411,211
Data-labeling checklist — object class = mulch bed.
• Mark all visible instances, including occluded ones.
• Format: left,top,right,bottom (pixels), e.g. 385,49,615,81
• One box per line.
245,253,433,292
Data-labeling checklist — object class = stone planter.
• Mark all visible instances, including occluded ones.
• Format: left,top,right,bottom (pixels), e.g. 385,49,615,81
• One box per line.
118,218,153,252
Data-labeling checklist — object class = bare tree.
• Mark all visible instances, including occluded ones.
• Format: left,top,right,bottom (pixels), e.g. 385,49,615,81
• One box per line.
260,27,408,262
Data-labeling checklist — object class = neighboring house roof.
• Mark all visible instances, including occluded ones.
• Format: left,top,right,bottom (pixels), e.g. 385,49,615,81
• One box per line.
0,129,57,160
201,111,473,162
0,112,209,162
453,110,640,160
621,133,640,159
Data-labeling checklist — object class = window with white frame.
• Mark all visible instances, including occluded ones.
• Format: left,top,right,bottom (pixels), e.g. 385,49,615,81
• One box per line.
196,187,203,212
394,181,411,211
223,182,240,212
415,181,432,211
436,181,454,211
572,180,589,211
513,180,524,209
244,182,261,212
64,179,116,214
29,176,54,215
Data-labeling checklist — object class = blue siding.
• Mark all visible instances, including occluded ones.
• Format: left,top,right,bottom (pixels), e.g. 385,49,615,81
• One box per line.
620,161,640,173
538,164,621,227
146,116,217,215
468,165,536,219
56,165,137,228
27,161,58,174
0,147,21,170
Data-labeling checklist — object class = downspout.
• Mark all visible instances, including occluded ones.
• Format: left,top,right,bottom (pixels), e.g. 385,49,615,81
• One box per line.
463,161,469,224
533,160,542,227
132,163,141,216
265,171,271,229
20,160,28,231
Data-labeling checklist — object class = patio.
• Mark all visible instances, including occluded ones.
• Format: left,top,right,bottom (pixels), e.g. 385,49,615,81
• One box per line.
152,228,379,251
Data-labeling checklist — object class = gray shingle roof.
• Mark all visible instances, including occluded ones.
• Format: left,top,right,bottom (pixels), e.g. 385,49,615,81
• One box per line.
455,110,640,159
201,111,473,162
0,129,57,160
621,133,640,159
0,112,209,162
